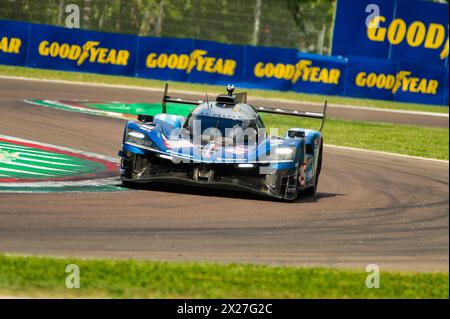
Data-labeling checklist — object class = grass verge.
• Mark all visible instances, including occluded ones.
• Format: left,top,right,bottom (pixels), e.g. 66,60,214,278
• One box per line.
1,65,448,114
0,255,448,298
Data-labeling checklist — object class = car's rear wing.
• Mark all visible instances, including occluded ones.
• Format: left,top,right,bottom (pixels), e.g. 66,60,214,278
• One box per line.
253,101,328,131
161,83,327,131
162,83,248,111
162,83,203,113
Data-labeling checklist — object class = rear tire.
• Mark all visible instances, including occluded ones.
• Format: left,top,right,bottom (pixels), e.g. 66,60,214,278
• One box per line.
302,174,319,196
301,138,323,197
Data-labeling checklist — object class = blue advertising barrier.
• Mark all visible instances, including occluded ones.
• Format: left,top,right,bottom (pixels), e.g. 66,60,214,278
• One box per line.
242,46,299,91
136,37,191,82
136,37,244,85
393,61,448,106
345,56,398,101
0,19,448,106
243,46,347,95
28,24,137,76
344,56,448,105
0,20,29,66
332,0,449,66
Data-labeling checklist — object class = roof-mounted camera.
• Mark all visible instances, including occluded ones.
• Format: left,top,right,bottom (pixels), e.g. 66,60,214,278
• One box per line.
226,84,235,96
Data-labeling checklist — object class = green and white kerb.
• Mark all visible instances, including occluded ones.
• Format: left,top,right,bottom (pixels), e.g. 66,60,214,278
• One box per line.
0,135,124,193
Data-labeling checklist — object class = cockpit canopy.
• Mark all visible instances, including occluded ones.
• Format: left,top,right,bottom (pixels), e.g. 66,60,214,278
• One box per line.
183,101,265,145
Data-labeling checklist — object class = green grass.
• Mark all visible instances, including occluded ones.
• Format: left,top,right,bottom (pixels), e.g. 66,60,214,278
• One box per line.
1,64,448,114
0,255,447,298
261,114,449,160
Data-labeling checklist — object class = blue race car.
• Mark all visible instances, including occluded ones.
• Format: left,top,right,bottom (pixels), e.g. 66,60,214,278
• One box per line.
119,84,327,201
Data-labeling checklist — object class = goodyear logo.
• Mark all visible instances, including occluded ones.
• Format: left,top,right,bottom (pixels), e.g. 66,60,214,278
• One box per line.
0,36,21,54
254,59,341,85
355,71,439,95
367,16,449,60
145,50,236,76
38,40,130,66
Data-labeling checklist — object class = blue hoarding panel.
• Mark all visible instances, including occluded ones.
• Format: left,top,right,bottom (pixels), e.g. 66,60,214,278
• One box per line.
188,39,244,85
332,0,394,59
393,60,447,105
0,20,30,66
244,47,347,95
291,52,347,95
344,56,397,101
136,37,244,85
27,24,137,76
332,0,449,66
0,19,447,106
136,36,192,82
390,0,449,66
243,45,299,91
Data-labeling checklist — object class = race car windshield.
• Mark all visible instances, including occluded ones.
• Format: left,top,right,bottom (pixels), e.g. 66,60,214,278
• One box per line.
184,114,258,145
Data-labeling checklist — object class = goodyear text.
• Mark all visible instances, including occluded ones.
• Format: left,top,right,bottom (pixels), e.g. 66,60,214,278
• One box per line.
38,40,130,66
145,50,236,76
0,37,21,54
355,71,439,95
367,16,449,60
254,59,341,85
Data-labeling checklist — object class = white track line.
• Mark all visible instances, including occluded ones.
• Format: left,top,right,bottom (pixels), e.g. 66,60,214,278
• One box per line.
1,75,448,118
17,157,83,167
273,100,449,117
0,177,121,188
24,99,130,120
0,135,118,163
0,167,53,176
325,144,449,164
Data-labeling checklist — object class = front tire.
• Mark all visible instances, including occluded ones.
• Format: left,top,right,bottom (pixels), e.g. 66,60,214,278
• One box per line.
121,181,137,189
121,152,150,185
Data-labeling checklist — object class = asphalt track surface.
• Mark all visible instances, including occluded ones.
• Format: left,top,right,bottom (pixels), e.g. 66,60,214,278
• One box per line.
0,78,448,271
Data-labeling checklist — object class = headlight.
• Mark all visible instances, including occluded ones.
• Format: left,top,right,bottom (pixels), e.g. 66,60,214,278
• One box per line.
125,129,156,148
273,147,295,161
128,131,145,139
